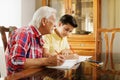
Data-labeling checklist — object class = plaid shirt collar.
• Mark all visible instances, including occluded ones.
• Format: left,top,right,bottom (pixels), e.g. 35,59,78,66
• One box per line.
30,25,42,38
30,25,44,46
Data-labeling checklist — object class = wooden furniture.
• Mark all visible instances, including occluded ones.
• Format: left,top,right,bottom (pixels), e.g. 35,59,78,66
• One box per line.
35,0,101,80
68,34,95,58
0,26,17,77
95,28,120,80
5,68,43,80
39,0,101,59
5,63,81,80
0,26,17,51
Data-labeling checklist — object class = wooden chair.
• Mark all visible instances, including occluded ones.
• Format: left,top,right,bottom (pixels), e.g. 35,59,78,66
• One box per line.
94,28,120,80
0,26,17,51
0,26,17,77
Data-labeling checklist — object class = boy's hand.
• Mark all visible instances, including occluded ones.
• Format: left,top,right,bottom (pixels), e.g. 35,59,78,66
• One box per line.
59,49,73,56
64,54,79,60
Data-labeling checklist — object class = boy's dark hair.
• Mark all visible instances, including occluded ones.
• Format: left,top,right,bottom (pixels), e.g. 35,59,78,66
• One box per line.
60,14,77,28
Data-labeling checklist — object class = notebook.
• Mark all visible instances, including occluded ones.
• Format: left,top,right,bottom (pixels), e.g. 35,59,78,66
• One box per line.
47,55,92,69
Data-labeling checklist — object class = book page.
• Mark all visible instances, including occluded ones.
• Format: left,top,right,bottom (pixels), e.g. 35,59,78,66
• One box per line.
47,55,92,69
77,55,92,63
47,59,77,69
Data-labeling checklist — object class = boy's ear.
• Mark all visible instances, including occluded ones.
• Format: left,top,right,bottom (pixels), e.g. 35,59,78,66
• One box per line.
58,22,62,27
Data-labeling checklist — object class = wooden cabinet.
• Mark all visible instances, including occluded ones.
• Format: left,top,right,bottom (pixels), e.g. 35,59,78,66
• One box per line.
67,35,97,79
68,34,96,59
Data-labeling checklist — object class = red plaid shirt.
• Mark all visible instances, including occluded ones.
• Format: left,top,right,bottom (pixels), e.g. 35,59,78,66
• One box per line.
5,26,44,75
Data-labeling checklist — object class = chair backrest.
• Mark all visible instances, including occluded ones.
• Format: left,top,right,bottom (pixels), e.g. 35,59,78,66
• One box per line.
98,28,120,71
0,26,17,77
0,26,17,51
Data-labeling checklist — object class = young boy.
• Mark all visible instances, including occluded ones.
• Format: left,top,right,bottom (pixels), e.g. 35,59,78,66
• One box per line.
43,14,78,58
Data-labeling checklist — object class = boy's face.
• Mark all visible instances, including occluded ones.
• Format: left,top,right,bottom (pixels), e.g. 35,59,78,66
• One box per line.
58,23,74,38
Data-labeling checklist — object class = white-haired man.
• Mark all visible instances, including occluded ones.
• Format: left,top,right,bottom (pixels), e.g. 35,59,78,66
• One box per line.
5,6,65,79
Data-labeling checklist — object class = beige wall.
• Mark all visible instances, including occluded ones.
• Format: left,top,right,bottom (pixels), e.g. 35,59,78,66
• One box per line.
35,0,42,10
21,0,35,26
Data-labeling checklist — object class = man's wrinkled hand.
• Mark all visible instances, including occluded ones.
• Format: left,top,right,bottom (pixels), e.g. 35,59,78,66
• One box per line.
46,55,65,66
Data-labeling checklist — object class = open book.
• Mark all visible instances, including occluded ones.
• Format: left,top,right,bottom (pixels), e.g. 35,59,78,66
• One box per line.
47,55,92,69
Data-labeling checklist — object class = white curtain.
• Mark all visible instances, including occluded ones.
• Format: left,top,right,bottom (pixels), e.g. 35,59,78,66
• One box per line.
115,0,120,27
108,0,120,28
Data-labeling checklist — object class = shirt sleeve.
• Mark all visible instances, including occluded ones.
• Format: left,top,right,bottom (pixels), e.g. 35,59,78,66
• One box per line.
9,31,30,67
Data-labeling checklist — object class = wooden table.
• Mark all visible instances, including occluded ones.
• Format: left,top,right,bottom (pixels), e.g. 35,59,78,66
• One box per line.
5,68,43,80
5,63,81,80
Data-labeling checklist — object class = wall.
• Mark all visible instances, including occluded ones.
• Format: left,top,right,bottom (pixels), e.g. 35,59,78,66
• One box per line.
0,0,35,77
35,0,42,10
0,0,21,27
21,0,35,26
0,0,35,47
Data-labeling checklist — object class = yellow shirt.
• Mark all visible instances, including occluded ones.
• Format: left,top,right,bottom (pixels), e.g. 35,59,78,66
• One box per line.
43,30,70,55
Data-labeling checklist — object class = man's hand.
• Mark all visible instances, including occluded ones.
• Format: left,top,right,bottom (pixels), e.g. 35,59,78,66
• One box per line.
45,55,65,66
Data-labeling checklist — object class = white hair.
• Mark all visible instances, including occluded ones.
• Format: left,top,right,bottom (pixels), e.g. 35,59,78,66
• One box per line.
29,6,57,28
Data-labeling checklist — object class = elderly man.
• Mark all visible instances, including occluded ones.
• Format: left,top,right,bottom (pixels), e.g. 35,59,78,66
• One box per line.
5,6,65,79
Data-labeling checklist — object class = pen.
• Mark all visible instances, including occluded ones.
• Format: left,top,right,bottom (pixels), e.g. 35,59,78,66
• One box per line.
55,50,59,54
70,45,75,53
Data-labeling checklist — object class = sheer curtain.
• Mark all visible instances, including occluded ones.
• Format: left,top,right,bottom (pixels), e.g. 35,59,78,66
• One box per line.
108,0,120,28
102,0,120,28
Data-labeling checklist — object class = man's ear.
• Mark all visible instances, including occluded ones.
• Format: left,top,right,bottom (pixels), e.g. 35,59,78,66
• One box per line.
41,18,47,26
